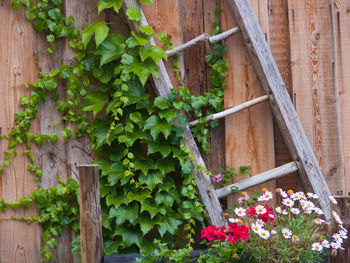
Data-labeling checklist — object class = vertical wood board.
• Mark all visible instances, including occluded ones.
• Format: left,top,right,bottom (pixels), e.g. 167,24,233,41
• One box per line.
287,0,341,194
0,3,42,262
222,0,276,208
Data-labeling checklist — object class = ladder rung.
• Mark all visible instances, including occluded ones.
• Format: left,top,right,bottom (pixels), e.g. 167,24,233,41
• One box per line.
215,161,299,199
166,27,240,57
188,95,269,127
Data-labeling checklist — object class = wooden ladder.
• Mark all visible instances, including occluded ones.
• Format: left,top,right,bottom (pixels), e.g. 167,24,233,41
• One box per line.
122,0,332,225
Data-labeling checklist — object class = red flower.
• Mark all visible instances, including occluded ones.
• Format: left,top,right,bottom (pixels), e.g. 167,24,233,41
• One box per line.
227,223,249,244
258,205,275,222
248,206,256,217
201,225,218,241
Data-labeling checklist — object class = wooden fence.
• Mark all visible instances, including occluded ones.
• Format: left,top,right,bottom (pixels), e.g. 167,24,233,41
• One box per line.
1,0,350,262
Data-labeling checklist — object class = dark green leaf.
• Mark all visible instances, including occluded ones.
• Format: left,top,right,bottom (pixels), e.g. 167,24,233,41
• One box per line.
143,115,172,140
81,90,108,116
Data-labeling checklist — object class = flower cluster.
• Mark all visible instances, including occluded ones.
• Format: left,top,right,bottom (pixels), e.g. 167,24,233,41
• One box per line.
201,222,249,244
224,188,348,262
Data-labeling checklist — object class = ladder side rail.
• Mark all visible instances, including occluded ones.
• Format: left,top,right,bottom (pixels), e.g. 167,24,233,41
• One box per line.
122,0,227,226
226,0,331,219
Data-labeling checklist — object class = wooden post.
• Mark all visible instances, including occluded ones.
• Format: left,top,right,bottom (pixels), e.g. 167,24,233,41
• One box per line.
79,165,103,263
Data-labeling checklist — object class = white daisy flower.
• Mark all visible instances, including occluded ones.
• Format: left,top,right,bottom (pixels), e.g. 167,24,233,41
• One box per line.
300,200,306,206
282,198,294,207
251,223,261,234
329,196,338,205
258,229,270,240
234,207,246,217
333,233,343,244
292,234,300,242
332,211,344,225
229,218,240,223
275,207,282,214
322,239,330,248
281,228,292,239
257,195,265,202
282,209,288,215
312,242,323,252
291,208,300,215
331,242,341,249
307,193,319,199
255,205,267,215
314,218,324,225
303,208,313,214
290,192,301,201
339,230,348,239
298,191,307,199
256,219,265,227
280,190,288,198
314,207,324,215
271,229,277,235
263,191,273,201
304,200,315,210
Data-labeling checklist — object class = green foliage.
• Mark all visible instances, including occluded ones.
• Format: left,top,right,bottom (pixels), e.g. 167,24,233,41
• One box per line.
4,0,230,260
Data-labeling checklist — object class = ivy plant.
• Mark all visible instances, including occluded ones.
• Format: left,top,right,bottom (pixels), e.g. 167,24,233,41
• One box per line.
0,0,233,261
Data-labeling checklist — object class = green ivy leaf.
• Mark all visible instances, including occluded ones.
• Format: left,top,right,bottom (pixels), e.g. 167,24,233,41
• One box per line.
138,213,155,235
155,191,175,207
104,239,120,255
93,34,126,66
153,97,169,110
140,199,159,219
97,0,123,14
114,225,141,247
125,7,142,22
158,217,182,237
81,90,108,116
158,109,176,123
140,45,167,64
127,190,151,204
61,128,72,139
143,115,172,140
131,31,149,46
106,192,128,209
81,22,110,49
155,158,175,175
105,162,124,186
0,198,7,213
140,0,153,3
113,203,139,225
147,142,171,158
47,238,57,249
139,170,165,190
138,25,154,36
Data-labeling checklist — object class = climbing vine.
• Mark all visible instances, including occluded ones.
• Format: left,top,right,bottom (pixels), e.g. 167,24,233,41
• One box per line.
0,0,238,260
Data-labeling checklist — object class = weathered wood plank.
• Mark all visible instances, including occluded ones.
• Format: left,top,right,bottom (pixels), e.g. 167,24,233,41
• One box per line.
189,95,269,127
222,0,276,208
227,0,331,219
166,27,240,57
79,165,103,263
201,0,226,179
331,0,350,197
267,0,299,192
216,161,299,199
122,0,227,226
287,0,341,196
0,4,42,262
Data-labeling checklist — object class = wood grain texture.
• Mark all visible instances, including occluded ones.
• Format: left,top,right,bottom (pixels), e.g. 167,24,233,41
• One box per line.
79,165,103,263
227,0,331,219
222,0,276,208
267,0,299,192
0,3,42,262
122,0,227,226
331,0,350,196
287,0,341,195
